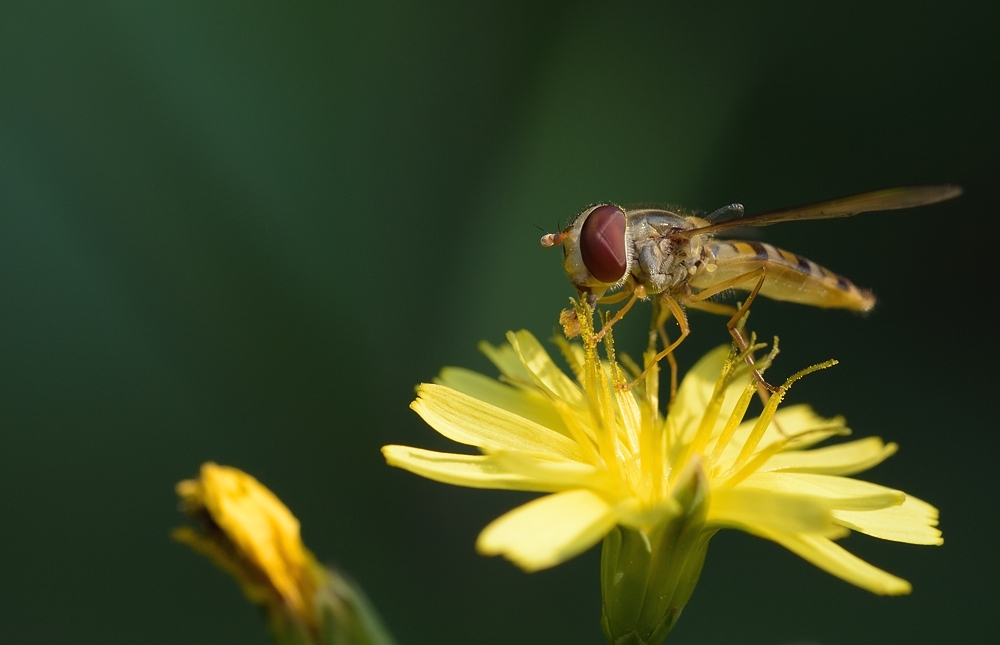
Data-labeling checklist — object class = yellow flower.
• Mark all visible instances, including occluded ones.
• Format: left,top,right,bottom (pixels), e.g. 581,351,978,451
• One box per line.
174,463,326,634
174,463,400,645
383,302,941,641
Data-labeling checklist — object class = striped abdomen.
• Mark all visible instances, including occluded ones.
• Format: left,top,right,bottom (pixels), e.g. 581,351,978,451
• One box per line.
689,240,875,312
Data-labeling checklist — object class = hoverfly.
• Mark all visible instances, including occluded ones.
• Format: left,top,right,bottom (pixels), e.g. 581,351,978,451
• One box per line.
541,185,962,395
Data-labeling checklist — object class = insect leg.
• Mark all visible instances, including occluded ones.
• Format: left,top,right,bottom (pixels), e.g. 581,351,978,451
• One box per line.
680,286,788,435
621,293,689,392
594,281,638,342
681,269,780,393
681,298,738,317
560,282,637,340
595,287,634,306
651,296,680,405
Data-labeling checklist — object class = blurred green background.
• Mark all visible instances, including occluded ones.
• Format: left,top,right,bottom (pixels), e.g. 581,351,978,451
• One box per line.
1,1,997,643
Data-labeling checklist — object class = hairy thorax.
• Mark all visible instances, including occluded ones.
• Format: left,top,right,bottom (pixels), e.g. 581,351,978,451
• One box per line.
628,212,713,294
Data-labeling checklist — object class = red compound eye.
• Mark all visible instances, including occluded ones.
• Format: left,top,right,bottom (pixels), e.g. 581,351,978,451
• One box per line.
580,205,627,283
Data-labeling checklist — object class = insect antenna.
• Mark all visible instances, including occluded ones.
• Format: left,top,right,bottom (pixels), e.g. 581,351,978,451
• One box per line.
536,222,567,248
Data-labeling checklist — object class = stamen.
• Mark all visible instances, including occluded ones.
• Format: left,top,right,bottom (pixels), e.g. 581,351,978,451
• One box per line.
707,379,758,471
638,347,660,429
550,398,603,465
726,359,838,477
720,424,851,488
577,300,624,487
605,326,642,455
552,330,585,382
670,351,738,484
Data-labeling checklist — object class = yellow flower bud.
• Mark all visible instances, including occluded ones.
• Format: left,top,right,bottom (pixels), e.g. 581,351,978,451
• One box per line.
174,463,397,645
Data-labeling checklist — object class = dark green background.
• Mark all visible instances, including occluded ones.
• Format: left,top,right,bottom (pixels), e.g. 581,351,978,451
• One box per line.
1,1,996,643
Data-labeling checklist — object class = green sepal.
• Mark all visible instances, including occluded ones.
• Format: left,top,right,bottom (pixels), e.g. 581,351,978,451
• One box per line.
316,568,399,645
266,566,398,645
266,610,316,645
600,465,715,645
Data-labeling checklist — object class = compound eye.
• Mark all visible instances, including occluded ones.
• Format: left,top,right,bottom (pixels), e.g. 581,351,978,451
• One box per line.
580,205,627,283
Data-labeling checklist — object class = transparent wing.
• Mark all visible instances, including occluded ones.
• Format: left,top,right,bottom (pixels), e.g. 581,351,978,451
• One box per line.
680,185,962,237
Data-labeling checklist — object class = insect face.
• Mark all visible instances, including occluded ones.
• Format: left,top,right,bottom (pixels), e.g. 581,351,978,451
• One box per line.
541,204,632,299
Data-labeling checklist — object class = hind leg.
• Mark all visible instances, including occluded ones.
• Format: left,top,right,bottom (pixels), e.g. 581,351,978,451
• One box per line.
679,278,790,435
678,269,779,392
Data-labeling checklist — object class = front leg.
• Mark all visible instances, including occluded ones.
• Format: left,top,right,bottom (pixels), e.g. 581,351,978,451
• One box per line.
620,292,690,396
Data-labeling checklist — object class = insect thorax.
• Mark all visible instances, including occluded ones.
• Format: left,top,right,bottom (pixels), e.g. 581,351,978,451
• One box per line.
629,215,707,293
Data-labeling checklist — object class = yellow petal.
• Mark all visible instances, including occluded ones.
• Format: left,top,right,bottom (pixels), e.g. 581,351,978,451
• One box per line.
739,472,905,511
768,405,848,448
748,527,912,595
555,339,586,382
411,384,583,459
490,449,609,490
476,489,617,572
382,445,559,491
478,339,534,383
707,487,844,537
669,346,749,446
507,330,584,406
760,437,897,475
435,367,568,435
193,464,315,619
832,495,943,545
672,346,729,415
612,379,644,462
